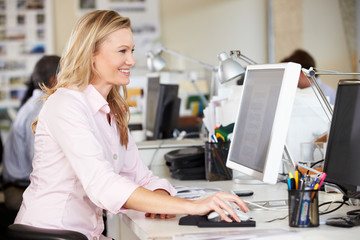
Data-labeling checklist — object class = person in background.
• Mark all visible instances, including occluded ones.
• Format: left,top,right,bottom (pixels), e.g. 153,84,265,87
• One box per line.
1,55,60,211
14,10,248,240
281,49,336,105
281,49,331,165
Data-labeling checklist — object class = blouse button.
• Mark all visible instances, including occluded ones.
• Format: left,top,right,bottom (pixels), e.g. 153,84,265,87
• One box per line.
93,237,97,240
113,154,118,160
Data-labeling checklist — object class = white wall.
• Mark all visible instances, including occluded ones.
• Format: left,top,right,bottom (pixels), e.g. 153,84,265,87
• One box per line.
53,0,355,91
303,0,353,90
53,0,77,56
159,0,268,68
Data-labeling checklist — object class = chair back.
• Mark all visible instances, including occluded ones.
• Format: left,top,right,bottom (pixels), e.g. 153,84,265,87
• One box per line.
7,224,88,240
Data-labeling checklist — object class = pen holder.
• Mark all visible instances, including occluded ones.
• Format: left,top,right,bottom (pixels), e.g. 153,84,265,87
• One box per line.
288,189,319,227
204,141,232,181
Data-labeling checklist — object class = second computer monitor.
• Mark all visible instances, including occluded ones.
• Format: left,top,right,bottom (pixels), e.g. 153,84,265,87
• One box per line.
226,63,301,184
323,79,360,196
145,76,181,140
153,84,181,139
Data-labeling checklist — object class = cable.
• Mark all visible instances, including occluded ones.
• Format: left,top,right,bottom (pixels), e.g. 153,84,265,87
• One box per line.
265,215,288,223
243,200,288,212
347,209,360,216
243,199,289,223
305,159,324,175
148,139,165,170
319,199,349,215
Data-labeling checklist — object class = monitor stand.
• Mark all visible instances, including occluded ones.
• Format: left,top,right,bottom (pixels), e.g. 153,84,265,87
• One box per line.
232,171,268,185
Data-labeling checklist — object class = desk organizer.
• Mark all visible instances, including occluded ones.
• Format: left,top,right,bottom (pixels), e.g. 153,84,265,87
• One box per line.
288,189,319,227
205,142,232,181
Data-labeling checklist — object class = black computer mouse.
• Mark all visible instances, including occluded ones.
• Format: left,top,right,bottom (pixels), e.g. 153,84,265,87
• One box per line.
325,216,359,228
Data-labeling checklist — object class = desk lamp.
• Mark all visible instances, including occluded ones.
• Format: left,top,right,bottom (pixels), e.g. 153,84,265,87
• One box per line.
217,50,257,84
146,50,166,73
147,46,216,73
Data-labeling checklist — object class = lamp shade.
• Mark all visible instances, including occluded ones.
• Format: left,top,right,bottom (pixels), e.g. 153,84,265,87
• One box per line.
217,52,245,84
147,51,166,72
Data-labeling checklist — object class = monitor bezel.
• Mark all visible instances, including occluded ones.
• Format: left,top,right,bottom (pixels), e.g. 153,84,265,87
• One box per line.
226,62,301,184
144,75,161,138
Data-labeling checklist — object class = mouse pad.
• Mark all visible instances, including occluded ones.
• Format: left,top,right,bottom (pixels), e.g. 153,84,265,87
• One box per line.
179,215,256,227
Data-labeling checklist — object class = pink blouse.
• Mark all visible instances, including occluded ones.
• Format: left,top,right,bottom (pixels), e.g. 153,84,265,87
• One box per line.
15,85,176,240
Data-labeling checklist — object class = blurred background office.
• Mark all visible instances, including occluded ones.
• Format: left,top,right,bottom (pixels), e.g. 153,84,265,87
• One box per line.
0,0,358,230
0,0,359,140
0,0,359,236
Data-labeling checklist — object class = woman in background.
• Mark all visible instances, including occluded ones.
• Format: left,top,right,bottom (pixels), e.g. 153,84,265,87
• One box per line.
2,55,60,211
14,10,248,239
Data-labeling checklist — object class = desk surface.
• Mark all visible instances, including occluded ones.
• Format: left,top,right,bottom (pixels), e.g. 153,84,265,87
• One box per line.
136,138,205,150
117,166,360,240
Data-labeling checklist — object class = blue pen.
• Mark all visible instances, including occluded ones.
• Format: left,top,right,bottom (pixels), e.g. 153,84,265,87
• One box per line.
211,134,218,143
310,177,319,189
287,178,292,190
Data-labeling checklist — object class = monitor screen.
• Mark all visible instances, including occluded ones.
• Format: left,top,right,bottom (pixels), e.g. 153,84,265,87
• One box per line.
323,79,360,195
145,76,181,140
226,63,301,184
152,84,181,139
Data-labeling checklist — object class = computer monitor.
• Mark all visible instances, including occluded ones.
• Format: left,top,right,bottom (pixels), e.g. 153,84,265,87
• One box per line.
226,63,301,184
323,79,360,198
145,76,181,140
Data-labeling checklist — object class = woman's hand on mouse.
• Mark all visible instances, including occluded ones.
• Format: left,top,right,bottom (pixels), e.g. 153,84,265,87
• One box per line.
189,191,248,222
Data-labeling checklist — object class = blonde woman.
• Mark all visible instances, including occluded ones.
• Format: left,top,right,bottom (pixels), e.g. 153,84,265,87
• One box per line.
14,10,248,239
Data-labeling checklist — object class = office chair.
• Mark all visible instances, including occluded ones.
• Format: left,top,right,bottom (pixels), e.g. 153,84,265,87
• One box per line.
0,129,2,165
7,224,88,240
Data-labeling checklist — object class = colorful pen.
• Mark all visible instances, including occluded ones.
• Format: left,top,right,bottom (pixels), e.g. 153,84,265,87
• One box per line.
211,134,218,143
287,178,292,190
318,172,327,188
310,176,319,189
295,165,299,190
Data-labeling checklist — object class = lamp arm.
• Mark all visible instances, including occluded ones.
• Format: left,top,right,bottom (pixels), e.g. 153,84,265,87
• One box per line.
230,50,258,65
304,67,360,120
306,72,333,120
158,46,217,100
160,46,217,72
309,67,360,76
303,68,333,120
189,78,209,106
312,72,360,75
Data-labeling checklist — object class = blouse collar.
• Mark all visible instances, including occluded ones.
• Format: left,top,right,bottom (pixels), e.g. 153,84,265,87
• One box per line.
84,84,110,115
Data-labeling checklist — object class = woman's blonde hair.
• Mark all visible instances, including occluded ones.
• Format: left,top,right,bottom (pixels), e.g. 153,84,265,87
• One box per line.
33,10,131,147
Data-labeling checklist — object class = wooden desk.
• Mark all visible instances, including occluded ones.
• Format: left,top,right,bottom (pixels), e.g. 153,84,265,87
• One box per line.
107,166,360,240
